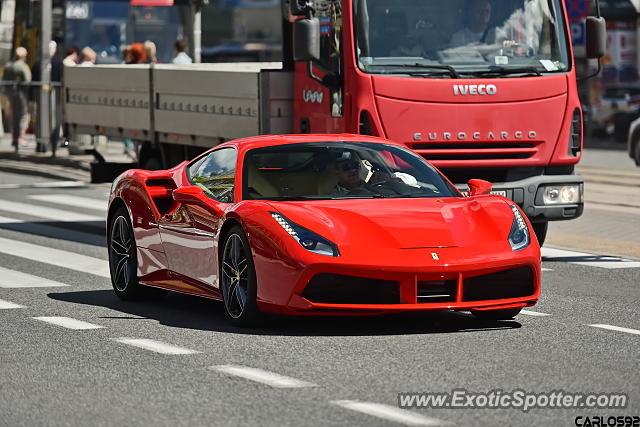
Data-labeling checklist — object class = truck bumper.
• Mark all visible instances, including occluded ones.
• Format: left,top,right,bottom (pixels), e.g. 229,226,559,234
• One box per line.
456,174,584,222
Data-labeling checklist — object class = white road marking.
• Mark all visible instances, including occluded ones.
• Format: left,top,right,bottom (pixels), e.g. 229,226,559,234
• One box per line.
0,236,110,278
541,268,553,272
0,184,21,189
542,247,640,269
0,298,25,309
28,194,107,212
589,324,640,336
210,365,317,388
520,309,551,317
331,400,451,426
33,316,103,330
0,199,103,222
0,215,23,223
0,266,70,288
32,181,86,188
113,338,200,355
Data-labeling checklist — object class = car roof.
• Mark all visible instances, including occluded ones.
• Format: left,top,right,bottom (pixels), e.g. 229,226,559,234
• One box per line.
222,134,404,151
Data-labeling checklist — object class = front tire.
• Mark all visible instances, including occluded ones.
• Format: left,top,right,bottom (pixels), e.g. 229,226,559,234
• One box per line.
108,207,166,300
220,226,261,326
532,221,548,246
472,308,522,320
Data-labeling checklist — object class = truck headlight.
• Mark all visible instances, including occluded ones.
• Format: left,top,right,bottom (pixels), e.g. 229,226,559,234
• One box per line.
270,212,339,257
542,184,581,205
508,205,530,251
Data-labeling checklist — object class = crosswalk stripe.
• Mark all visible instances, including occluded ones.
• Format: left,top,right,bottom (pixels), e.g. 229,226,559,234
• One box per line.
28,194,107,212
32,181,86,189
0,236,110,278
0,199,103,222
0,215,23,224
542,247,640,269
0,266,70,288
331,400,451,426
113,338,200,355
0,298,25,309
34,316,103,330
210,365,317,388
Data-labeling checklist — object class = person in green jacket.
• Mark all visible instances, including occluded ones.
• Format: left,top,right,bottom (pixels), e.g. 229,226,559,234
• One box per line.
2,47,32,149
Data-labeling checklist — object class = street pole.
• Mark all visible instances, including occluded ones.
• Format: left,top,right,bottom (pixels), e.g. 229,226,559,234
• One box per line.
38,0,52,155
193,5,201,63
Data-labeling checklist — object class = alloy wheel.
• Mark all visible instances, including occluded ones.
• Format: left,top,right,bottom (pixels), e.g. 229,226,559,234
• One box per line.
110,215,134,292
221,234,249,319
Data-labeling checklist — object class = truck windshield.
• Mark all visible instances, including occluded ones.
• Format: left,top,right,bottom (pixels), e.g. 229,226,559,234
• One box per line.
353,0,570,77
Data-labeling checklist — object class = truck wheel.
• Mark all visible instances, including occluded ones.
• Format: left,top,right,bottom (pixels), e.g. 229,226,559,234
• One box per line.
141,156,162,171
532,221,548,246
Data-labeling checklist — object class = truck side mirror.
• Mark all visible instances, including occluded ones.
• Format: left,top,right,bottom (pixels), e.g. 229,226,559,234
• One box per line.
293,18,320,62
468,179,493,196
290,0,314,16
586,16,606,59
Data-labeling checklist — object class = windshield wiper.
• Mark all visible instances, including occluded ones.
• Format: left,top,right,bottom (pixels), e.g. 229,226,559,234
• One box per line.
460,66,542,77
367,63,460,79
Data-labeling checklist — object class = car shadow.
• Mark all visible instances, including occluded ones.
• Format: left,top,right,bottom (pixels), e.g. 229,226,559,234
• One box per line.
48,289,521,337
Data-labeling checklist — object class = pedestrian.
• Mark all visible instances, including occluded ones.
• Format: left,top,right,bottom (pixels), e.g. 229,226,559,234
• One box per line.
77,47,96,66
143,41,157,64
172,39,192,64
127,43,146,64
63,45,79,67
2,47,32,149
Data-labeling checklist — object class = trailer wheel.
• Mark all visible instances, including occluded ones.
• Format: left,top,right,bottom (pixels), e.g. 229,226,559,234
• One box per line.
141,156,162,171
532,221,548,246
139,143,163,170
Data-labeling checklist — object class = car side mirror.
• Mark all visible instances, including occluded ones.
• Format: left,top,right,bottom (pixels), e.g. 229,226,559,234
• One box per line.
586,16,606,59
468,179,492,196
172,185,207,206
293,18,320,62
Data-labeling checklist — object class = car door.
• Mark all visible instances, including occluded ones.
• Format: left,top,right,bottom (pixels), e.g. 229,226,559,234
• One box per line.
158,147,237,287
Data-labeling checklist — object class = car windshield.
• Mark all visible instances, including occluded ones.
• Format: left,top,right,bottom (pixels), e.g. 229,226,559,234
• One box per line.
353,0,570,77
243,142,460,200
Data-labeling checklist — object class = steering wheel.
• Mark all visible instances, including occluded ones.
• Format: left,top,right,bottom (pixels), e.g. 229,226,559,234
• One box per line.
503,41,535,57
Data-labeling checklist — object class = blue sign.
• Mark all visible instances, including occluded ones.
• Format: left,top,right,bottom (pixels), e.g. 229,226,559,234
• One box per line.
570,21,586,46
565,0,589,22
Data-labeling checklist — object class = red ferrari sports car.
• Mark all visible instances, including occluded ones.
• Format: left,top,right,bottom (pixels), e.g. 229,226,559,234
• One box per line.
107,134,540,325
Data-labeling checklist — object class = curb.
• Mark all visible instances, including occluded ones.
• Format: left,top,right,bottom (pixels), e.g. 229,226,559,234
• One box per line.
0,157,90,182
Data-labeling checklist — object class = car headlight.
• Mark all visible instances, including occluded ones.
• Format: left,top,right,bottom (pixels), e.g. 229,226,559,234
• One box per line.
270,212,340,257
542,184,582,205
508,205,530,251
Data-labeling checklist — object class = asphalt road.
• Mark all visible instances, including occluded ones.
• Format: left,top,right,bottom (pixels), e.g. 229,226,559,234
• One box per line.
0,169,638,427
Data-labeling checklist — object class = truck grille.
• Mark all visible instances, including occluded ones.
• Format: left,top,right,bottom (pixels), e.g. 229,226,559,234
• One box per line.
409,142,538,162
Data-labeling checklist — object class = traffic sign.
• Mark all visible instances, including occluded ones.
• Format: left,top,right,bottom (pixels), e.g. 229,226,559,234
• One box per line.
570,21,586,46
565,0,589,22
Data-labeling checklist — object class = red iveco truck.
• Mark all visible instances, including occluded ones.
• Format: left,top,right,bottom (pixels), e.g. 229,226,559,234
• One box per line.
64,0,606,245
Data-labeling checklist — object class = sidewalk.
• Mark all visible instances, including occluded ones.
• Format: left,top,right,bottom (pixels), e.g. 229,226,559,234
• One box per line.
0,134,134,182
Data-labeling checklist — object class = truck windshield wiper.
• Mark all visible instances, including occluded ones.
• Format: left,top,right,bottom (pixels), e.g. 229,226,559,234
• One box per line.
461,66,542,77
367,63,460,79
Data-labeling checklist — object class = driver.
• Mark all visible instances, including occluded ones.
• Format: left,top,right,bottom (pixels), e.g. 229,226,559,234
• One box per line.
331,151,390,195
450,0,496,47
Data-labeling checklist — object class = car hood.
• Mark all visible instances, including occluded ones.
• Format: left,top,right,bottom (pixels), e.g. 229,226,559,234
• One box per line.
266,196,514,250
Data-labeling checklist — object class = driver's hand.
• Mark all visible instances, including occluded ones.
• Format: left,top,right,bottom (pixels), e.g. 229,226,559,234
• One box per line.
369,171,390,184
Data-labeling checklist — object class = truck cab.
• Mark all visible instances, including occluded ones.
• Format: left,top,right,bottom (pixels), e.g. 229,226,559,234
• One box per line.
292,0,585,243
